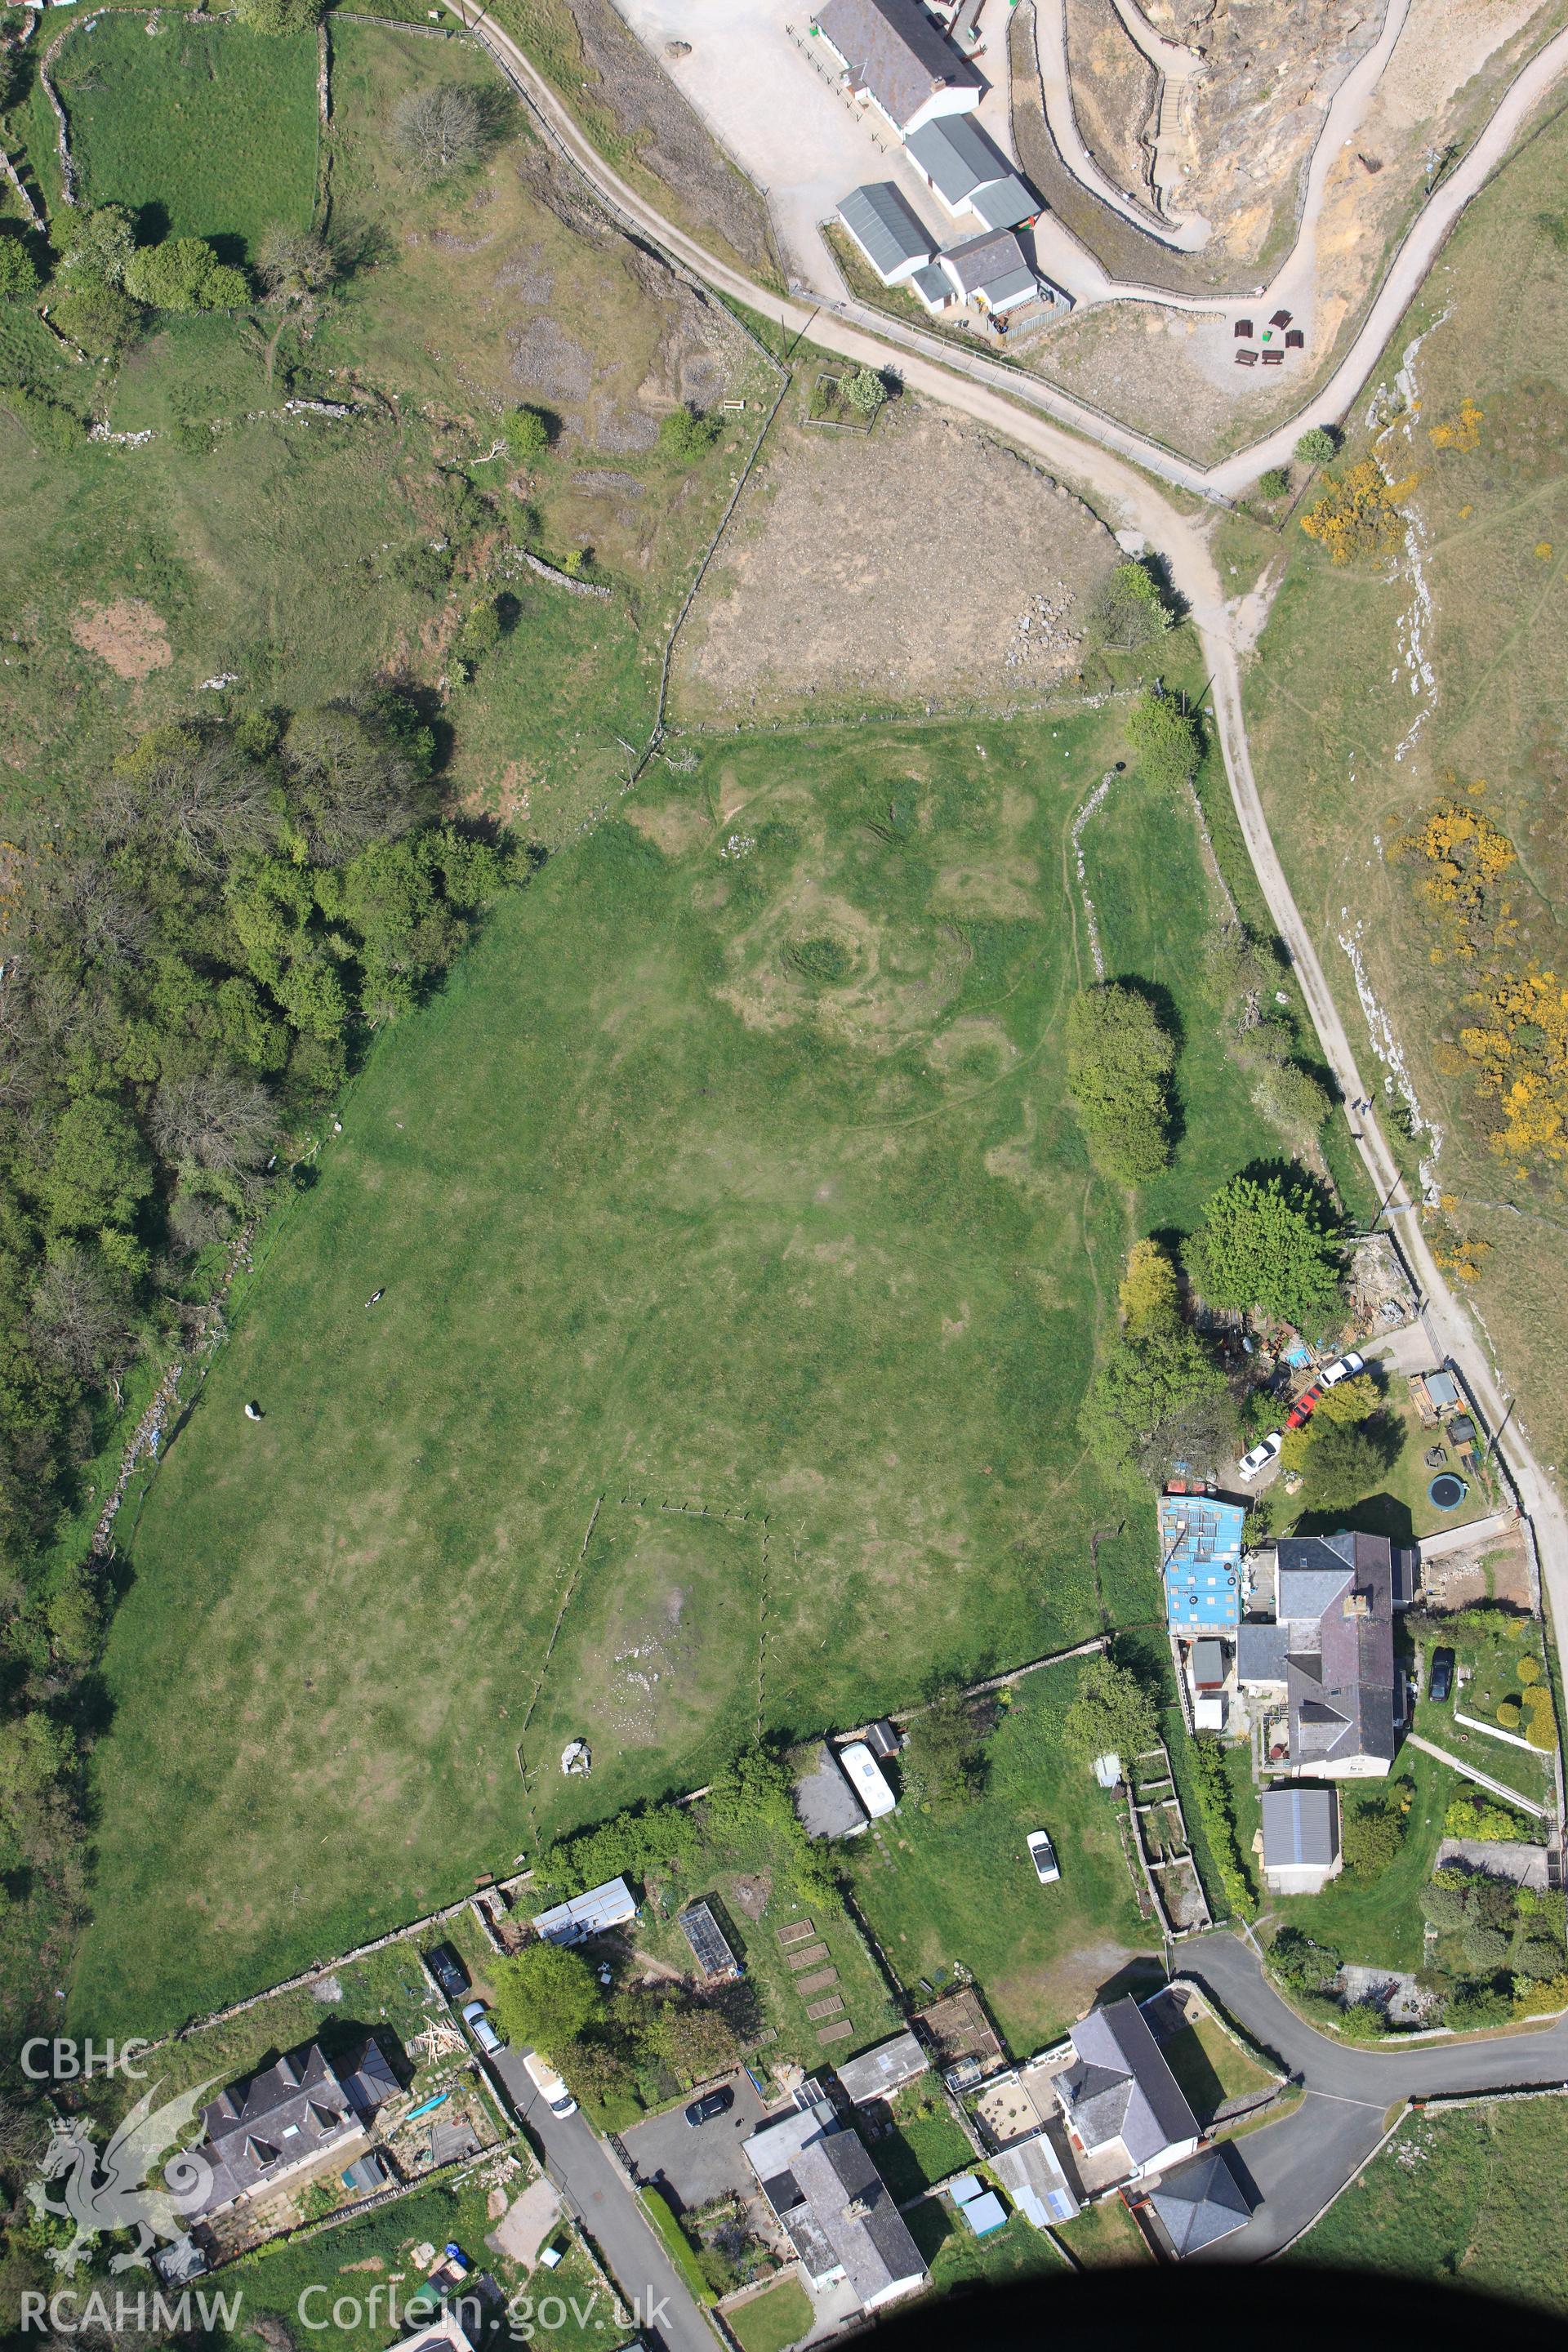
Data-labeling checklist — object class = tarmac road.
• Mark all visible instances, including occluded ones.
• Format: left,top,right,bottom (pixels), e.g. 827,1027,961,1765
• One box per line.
490,2049,717,2352
1178,1933,1568,2257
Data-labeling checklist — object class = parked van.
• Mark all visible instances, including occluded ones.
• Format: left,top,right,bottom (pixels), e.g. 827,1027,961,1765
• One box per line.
523,2050,578,2118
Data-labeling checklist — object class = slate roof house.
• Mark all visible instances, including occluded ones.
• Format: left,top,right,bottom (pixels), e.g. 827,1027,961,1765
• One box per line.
938,228,1040,318
1052,1998,1200,2185
903,115,1037,229
837,181,934,286
813,0,979,136
744,2097,926,2311
1142,2149,1250,2256
189,2038,399,2217
1238,1532,1398,1779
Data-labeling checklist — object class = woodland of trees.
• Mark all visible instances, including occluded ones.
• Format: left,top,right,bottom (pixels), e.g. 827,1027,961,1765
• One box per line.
0,699,514,1988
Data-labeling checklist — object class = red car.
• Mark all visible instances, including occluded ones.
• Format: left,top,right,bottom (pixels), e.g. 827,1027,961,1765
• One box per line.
1285,1383,1325,1430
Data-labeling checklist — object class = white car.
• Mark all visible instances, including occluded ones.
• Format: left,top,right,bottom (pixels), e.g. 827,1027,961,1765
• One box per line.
1321,1352,1365,1387
1027,1829,1061,1885
461,1999,504,2056
1237,1431,1282,1482
523,2050,577,2118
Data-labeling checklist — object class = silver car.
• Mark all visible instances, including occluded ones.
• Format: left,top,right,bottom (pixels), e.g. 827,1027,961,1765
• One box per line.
1027,1829,1061,1884
461,1998,504,2056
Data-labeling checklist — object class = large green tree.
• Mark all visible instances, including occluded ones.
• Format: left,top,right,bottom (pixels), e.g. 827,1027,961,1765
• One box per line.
903,1686,987,1818
491,1940,603,2059
1065,983,1176,1183
1125,693,1200,791
1063,1654,1159,1764
1080,1320,1229,1480
123,238,247,314
1183,1171,1342,1325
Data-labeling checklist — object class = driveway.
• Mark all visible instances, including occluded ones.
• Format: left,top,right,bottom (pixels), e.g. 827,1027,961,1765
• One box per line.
488,2049,718,2352
622,2074,770,2216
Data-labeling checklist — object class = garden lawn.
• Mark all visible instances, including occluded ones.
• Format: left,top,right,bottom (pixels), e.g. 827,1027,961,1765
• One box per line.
1232,1743,1457,1971
1411,1607,1557,1802
60,12,318,256
872,2082,974,2199
1156,2008,1274,2125
1052,2194,1152,2267
847,1661,1160,2056
906,2199,1068,2293
1287,2095,1568,2313
74,708,1270,2034
725,2278,813,2352
218,2173,622,2352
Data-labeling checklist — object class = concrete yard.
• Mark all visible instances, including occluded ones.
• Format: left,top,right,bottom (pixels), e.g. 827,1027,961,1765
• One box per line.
603,0,1019,287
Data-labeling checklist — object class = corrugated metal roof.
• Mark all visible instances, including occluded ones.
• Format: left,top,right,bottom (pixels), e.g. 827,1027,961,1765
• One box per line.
532,1876,637,1944
904,112,1007,203
1261,1786,1339,1869
968,175,1037,231
837,180,933,281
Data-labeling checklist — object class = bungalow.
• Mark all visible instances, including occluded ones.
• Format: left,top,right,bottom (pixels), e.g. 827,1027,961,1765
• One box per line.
1260,1785,1342,1894
812,0,979,137
903,115,1038,231
836,181,934,287
1141,2148,1250,2256
1052,1998,1200,2186
938,228,1040,318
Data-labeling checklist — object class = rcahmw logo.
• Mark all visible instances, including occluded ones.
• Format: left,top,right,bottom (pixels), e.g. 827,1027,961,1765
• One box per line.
21,2289,243,2336
24,2071,218,2277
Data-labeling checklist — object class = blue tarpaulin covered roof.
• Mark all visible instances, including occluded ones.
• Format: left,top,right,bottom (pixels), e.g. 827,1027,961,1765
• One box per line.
1158,1494,1244,1630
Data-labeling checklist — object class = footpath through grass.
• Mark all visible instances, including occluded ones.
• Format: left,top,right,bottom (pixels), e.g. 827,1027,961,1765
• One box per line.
1288,2094,1568,2312
74,706,1270,2031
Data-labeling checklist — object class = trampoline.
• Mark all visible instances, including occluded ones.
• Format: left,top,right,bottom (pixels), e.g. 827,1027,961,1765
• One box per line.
1428,1472,1468,1512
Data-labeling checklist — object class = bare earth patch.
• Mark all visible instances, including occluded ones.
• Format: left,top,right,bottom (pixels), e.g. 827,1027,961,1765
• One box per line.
70,598,172,683
672,400,1115,719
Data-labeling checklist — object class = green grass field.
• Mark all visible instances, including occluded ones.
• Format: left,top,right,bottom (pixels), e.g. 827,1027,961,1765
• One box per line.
848,1662,1160,2057
60,13,318,256
0,21,757,837
223,2176,619,2352
906,2199,1069,2293
1156,2007,1274,2124
71,701,1275,2034
1288,2095,1568,2312
873,2082,975,2198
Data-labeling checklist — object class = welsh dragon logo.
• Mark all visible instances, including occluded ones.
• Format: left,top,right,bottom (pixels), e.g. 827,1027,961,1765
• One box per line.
25,2077,217,2277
